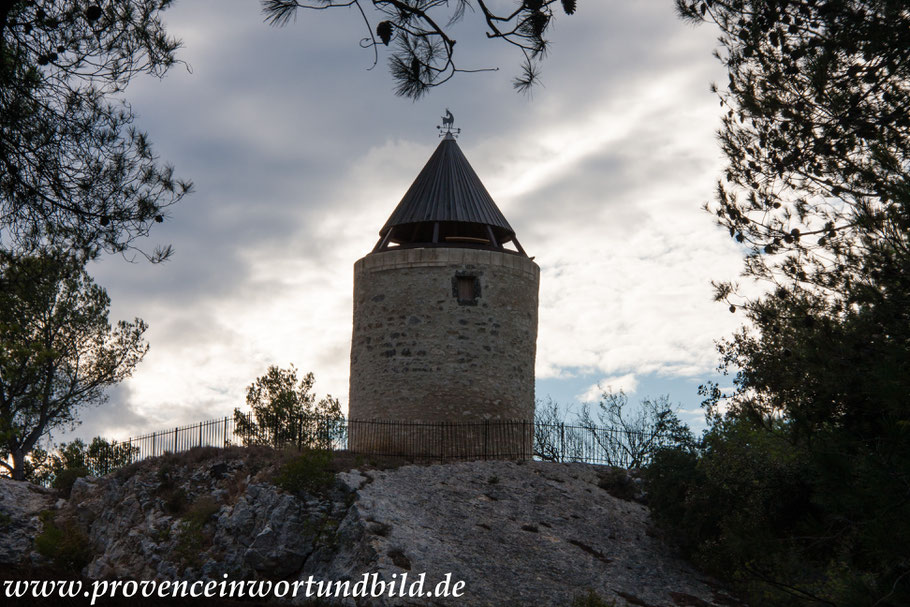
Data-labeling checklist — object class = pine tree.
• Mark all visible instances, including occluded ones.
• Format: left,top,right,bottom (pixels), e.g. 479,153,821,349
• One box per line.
0,1,191,260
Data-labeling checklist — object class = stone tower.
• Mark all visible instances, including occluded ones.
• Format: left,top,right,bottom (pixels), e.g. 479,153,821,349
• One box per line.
348,125,539,457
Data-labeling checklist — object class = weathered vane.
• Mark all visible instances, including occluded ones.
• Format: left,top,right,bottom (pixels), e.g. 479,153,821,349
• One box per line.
437,108,460,138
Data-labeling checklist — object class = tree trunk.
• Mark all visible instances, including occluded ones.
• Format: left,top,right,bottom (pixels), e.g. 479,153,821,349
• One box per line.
11,448,25,481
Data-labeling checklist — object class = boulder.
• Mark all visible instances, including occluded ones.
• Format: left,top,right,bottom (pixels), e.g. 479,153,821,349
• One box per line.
0,477,55,565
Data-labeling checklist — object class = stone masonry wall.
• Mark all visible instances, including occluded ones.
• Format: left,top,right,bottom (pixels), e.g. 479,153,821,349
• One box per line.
349,247,539,456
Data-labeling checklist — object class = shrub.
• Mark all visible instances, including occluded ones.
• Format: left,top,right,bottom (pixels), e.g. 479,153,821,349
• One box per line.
273,449,335,495
174,520,207,568
162,487,188,515
34,511,93,571
173,496,220,568
183,495,221,527
642,447,706,554
51,466,89,498
644,418,843,605
596,468,638,502
25,438,139,486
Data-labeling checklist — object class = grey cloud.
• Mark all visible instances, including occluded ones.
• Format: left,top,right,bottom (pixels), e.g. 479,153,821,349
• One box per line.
68,1,742,437
52,383,153,444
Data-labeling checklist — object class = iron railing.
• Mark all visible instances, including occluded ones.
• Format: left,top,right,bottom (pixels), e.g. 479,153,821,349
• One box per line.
113,414,662,468
18,415,667,485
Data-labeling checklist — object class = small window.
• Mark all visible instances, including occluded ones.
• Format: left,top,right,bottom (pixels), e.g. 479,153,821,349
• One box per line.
452,274,481,305
457,276,475,301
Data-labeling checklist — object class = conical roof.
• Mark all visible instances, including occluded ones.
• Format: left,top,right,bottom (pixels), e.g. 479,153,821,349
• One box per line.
379,134,515,239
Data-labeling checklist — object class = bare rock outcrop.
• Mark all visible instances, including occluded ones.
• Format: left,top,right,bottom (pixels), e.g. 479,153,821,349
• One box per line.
320,460,737,607
1,450,743,607
59,448,349,582
0,477,55,565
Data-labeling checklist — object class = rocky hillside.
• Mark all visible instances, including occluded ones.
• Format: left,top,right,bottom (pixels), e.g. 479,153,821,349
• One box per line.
0,448,743,606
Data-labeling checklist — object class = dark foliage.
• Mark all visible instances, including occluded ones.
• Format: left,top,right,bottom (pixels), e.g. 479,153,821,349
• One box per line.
25,436,139,488
34,510,93,571
260,0,582,98
233,365,344,450
0,0,192,260
0,251,148,480
647,2,910,605
676,0,909,301
273,448,335,495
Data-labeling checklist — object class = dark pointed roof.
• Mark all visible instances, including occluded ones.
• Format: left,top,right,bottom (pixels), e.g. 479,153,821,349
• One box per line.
379,133,515,239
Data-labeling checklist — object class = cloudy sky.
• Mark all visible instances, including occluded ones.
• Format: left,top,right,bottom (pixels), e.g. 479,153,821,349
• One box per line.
63,0,750,443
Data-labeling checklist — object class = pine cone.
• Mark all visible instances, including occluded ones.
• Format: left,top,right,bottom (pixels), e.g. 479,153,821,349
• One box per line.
376,21,393,46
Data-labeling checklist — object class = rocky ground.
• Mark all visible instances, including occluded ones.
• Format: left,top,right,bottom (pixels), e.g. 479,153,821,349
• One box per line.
0,478,56,564
0,448,744,606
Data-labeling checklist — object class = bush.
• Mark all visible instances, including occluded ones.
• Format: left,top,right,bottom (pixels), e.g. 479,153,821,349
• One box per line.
51,466,89,498
273,449,335,495
642,448,706,554
596,468,638,502
643,417,871,606
174,520,207,568
25,438,139,486
183,495,221,527
34,511,93,572
173,496,221,568
162,487,188,515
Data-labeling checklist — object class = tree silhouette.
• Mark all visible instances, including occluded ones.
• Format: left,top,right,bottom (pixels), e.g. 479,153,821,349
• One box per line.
261,0,580,98
0,250,148,481
677,0,909,443
643,3,910,603
25,437,139,487
0,1,191,261
234,365,343,449
578,390,693,468
676,0,909,303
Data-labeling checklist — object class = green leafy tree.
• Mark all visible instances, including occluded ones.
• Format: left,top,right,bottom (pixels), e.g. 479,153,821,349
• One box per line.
0,1,191,260
684,266,910,605
234,365,344,449
261,0,580,98
643,2,910,604
25,437,139,486
0,250,148,481
674,0,910,436
676,0,909,301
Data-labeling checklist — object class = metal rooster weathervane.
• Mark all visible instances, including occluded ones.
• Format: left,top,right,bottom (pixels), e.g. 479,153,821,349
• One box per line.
437,108,460,138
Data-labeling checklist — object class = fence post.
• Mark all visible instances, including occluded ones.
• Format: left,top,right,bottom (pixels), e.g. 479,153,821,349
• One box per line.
198,421,203,448
174,427,178,453
483,420,489,460
524,420,529,459
560,423,565,463
223,417,228,447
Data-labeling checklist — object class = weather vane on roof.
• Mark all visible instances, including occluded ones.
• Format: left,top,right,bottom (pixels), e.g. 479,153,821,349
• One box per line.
437,108,460,138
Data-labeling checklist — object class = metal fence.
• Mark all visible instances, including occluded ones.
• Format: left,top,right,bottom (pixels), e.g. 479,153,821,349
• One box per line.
108,414,661,470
